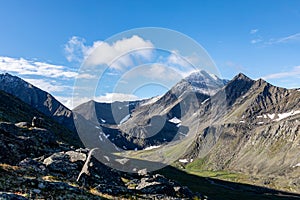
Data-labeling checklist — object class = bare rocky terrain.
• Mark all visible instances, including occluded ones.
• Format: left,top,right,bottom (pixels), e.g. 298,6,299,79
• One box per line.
0,89,199,199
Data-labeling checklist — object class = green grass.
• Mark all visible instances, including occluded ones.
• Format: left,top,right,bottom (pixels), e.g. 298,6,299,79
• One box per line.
188,170,242,181
186,157,208,170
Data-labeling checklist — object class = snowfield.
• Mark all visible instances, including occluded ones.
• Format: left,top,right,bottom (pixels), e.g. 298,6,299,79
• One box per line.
144,145,161,150
274,110,300,121
140,95,162,106
256,110,300,122
119,114,130,124
168,117,182,124
179,159,189,163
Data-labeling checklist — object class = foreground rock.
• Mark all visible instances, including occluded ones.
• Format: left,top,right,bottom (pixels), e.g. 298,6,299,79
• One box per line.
0,115,201,199
0,148,199,199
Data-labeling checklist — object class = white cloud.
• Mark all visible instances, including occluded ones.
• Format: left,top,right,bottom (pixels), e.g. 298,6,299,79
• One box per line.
166,50,201,68
262,66,300,80
94,93,140,102
123,63,192,82
85,35,154,68
113,64,197,96
55,96,73,109
267,33,300,45
76,73,97,79
0,56,78,78
250,29,258,34
110,53,135,70
185,53,200,65
24,78,70,93
251,38,262,44
64,35,154,70
64,36,87,62
62,93,140,109
167,53,189,68
55,96,83,109
146,64,179,80
147,64,196,80
225,61,246,71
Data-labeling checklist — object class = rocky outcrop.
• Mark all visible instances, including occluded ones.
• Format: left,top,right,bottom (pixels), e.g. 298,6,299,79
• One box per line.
0,89,81,147
0,122,59,165
0,147,199,199
134,174,193,198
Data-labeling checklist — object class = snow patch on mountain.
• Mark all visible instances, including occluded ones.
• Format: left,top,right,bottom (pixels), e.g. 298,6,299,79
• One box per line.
144,145,161,150
255,111,299,122
104,156,110,161
267,114,275,120
201,98,210,105
140,95,162,106
168,117,181,124
208,73,219,81
178,158,193,163
119,114,130,124
179,159,189,163
275,110,300,121
183,70,228,96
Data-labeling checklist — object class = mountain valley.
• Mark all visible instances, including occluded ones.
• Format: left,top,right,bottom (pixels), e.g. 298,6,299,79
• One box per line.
0,71,299,199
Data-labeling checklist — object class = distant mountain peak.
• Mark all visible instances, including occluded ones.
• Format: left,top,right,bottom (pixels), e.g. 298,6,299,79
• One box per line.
178,70,228,96
255,78,268,85
0,73,33,89
1,72,13,77
226,73,255,91
233,73,252,81
0,72,19,79
185,70,223,82
0,73,20,82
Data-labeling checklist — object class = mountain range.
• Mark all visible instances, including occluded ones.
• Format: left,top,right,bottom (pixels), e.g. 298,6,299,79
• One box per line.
0,71,299,199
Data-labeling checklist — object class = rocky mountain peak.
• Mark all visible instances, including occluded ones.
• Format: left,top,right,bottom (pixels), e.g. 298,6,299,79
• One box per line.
253,78,269,88
233,73,252,81
172,70,228,96
0,72,17,80
0,73,32,88
185,70,227,85
186,70,219,82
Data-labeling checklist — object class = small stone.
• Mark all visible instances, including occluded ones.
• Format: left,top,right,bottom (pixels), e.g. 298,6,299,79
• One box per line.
138,168,148,176
38,182,46,189
15,121,30,128
65,151,86,162
33,189,41,194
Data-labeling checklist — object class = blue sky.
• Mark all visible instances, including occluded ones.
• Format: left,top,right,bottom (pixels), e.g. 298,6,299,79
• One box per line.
0,0,300,108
